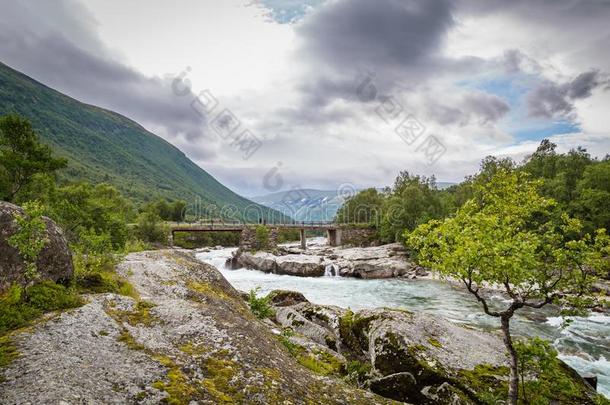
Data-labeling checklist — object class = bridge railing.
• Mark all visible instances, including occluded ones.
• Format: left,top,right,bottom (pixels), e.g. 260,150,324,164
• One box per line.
168,219,338,227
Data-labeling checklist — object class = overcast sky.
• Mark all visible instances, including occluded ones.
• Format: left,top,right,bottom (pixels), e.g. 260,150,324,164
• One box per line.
1,0,609,196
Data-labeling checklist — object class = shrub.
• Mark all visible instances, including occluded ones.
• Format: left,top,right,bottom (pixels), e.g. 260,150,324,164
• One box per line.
135,208,168,244
344,360,372,387
7,201,47,295
247,288,274,319
254,225,270,250
0,282,82,335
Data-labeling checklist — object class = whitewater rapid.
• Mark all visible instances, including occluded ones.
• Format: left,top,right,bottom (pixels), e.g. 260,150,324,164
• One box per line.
196,245,610,397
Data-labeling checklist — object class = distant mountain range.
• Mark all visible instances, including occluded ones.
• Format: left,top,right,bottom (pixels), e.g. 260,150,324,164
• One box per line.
252,182,457,222
251,189,348,222
0,61,283,222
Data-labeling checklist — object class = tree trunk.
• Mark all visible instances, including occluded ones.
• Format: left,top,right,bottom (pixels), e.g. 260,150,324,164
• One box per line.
501,315,519,405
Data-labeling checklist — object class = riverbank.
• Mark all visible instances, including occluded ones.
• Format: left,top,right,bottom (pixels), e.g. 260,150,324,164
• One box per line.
198,245,610,398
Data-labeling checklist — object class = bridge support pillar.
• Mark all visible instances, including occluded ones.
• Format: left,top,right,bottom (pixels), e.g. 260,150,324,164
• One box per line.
327,229,342,247
300,229,306,250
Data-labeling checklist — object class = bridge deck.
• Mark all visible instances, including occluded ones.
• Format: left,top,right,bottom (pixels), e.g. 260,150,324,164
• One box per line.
170,223,339,233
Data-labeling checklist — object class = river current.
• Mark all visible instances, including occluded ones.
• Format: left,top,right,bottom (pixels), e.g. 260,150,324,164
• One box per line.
195,242,610,397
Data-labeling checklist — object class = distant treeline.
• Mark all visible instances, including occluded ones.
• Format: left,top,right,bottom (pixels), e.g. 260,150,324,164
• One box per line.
336,139,610,243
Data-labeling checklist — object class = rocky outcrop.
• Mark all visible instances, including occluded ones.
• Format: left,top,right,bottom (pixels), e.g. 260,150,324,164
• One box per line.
268,291,601,404
0,250,394,404
0,201,73,293
268,290,309,307
231,250,326,277
232,243,425,279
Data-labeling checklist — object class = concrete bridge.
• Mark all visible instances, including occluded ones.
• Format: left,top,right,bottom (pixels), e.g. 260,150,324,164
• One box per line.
169,221,353,249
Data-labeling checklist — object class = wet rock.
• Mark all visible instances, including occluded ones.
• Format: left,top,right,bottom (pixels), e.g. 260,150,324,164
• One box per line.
275,255,325,277
234,242,421,279
232,250,277,272
0,201,73,293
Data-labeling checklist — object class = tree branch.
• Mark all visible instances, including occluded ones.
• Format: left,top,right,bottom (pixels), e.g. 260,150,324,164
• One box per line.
462,276,502,317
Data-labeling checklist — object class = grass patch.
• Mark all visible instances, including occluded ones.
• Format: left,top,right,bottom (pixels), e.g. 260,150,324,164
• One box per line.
152,355,198,405
203,356,243,403
75,270,138,299
0,335,19,370
344,360,372,387
107,300,158,327
0,282,83,335
278,328,304,357
428,337,443,348
117,330,146,351
186,281,231,302
297,350,343,377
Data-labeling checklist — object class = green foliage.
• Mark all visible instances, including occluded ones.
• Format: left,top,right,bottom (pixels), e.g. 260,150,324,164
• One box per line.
513,337,610,404
135,206,168,244
278,328,303,357
172,231,239,249
407,169,609,404
344,360,372,387
336,188,385,225
47,182,134,250
336,140,610,243
122,238,150,254
70,229,138,298
73,250,137,299
8,201,47,293
153,199,187,222
247,288,274,319
254,225,270,251
407,169,608,305
0,282,82,335
335,173,449,243
275,228,301,243
0,114,67,201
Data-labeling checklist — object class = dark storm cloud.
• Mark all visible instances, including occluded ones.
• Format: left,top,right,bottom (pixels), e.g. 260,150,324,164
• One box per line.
527,70,608,118
298,0,454,72
0,0,215,157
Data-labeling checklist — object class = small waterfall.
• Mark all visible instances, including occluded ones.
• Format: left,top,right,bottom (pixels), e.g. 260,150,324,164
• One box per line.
324,264,340,277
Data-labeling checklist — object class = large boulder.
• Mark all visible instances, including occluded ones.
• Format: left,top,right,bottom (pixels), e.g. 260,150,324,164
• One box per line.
0,201,73,292
232,250,325,277
271,295,602,404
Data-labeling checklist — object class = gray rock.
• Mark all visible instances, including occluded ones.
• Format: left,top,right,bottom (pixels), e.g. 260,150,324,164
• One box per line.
268,296,602,404
0,201,73,293
234,243,419,279
369,372,419,402
0,250,395,404
268,290,309,307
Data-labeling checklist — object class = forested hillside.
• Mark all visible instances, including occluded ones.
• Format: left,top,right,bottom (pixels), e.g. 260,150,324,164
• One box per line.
0,61,281,221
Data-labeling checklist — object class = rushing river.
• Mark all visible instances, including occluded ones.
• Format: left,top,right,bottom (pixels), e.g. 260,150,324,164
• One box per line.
196,244,610,397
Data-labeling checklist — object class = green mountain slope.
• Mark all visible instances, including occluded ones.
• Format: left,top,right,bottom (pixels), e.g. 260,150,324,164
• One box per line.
0,61,283,221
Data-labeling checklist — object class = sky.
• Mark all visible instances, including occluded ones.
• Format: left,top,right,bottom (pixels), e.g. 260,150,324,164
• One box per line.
0,0,609,197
